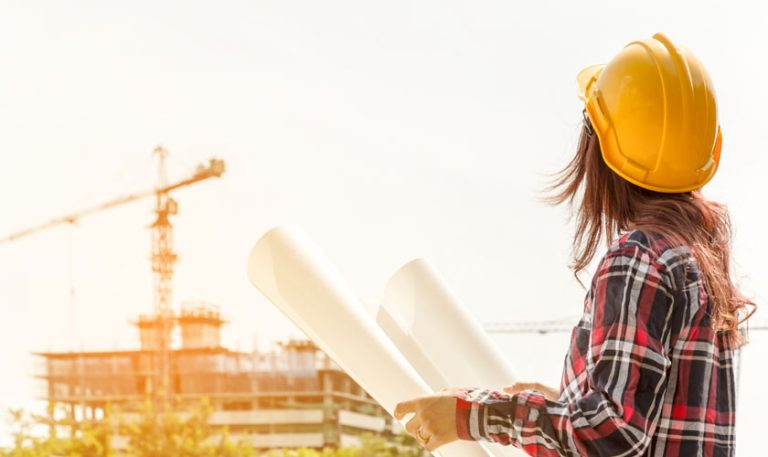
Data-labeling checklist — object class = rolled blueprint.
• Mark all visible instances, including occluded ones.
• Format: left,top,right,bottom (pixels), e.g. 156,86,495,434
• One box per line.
376,258,527,457
247,226,493,457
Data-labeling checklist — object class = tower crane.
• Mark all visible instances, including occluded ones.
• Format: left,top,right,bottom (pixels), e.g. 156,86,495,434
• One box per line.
1,146,225,400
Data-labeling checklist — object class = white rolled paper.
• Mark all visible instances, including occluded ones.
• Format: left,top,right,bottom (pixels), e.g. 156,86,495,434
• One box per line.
247,226,493,457
377,258,527,457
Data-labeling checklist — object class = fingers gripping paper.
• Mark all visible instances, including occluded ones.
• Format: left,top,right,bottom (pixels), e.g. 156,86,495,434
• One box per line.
247,226,493,457
377,259,527,457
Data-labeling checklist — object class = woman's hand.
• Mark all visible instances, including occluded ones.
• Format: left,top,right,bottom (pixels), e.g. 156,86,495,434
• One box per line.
502,381,559,401
392,383,557,452
393,387,460,452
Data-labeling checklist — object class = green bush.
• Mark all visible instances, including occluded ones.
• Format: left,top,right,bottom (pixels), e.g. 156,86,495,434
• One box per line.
0,404,427,457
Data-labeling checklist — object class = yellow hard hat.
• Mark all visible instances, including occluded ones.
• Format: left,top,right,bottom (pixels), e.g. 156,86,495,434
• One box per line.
576,32,722,193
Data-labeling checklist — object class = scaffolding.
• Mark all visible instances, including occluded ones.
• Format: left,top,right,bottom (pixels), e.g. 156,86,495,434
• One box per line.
35,304,403,450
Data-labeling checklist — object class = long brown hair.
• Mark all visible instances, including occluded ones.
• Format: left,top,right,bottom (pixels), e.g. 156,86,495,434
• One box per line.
545,118,755,346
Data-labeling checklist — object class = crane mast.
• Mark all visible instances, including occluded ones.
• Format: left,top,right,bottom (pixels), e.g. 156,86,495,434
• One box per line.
151,146,178,399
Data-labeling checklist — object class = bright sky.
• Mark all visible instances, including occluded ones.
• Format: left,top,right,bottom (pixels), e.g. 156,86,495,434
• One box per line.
0,1,766,454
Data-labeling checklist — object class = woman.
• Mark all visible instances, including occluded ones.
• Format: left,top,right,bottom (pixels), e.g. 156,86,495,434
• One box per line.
393,32,754,456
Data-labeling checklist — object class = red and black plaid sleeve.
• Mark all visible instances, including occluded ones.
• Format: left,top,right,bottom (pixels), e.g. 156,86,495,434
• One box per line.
454,234,677,456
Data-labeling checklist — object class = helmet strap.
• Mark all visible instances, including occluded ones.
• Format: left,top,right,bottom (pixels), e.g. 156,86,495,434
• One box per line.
582,109,595,137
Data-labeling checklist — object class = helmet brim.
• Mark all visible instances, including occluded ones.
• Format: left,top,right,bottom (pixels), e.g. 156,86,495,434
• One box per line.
576,64,606,102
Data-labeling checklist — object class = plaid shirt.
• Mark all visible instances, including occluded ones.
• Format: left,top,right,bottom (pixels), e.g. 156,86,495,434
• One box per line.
454,229,736,456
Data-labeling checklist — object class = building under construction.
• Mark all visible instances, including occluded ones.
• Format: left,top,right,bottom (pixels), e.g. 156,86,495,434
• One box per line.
35,303,406,451
1,148,408,452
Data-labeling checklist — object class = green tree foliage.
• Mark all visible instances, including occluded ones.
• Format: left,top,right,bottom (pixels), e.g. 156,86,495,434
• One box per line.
120,398,254,457
0,404,427,457
1,407,112,457
0,399,253,457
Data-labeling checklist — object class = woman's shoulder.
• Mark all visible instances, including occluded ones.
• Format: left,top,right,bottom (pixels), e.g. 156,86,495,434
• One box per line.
606,228,694,277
